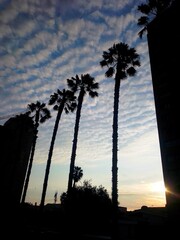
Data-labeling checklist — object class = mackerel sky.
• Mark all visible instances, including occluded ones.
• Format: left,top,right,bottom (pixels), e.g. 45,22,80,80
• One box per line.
0,0,166,210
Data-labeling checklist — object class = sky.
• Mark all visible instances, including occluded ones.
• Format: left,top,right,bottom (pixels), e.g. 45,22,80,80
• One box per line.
0,0,166,211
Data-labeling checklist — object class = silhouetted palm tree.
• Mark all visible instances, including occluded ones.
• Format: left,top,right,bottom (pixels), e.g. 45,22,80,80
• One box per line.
100,42,140,240
67,74,99,194
72,166,83,188
21,101,51,203
54,191,58,204
40,89,76,210
137,0,174,38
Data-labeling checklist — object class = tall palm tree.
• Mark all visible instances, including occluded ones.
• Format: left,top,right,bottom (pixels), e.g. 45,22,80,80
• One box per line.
72,166,83,188
67,74,99,194
21,101,51,203
137,0,174,38
40,89,76,210
100,42,140,239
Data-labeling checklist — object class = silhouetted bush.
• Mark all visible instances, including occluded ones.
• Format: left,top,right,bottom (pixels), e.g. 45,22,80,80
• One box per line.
60,180,112,235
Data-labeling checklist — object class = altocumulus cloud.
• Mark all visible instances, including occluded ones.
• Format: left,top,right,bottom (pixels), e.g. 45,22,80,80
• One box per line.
0,0,165,209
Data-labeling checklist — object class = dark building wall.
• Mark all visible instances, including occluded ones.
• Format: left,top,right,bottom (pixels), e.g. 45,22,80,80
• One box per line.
0,114,34,206
147,0,180,217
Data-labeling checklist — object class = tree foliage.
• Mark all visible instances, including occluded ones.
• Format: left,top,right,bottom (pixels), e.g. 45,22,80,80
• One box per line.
137,0,175,38
72,166,83,188
60,180,112,234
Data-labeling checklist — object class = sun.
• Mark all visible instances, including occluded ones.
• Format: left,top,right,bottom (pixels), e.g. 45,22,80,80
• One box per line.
150,181,166,193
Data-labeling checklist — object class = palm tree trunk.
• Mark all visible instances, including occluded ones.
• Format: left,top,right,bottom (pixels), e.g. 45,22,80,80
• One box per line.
67,90,84,193
111,75,120,240
21,111,40,203
21,130,38,203
40,103,64,210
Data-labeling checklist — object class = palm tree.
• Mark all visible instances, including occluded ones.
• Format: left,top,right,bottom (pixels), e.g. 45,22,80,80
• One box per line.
100,42,140,239
67,74,99,194
54,191,58,204
21,101,51,203
72,166,83,188
40,89,77,210
137,0,174,38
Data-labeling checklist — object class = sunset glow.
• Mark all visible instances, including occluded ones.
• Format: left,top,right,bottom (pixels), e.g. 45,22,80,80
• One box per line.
150,181,166,193
0,0,166,211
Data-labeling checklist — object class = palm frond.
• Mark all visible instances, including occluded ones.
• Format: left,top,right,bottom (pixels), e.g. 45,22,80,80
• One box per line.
105,67,115,78
91,82,99,90
71,102,77,111
57,89,63,96
67,79,75,88
40,116,47,123
26,110,31,116
126,67,136,76
40,102,45,109
102,51,110,60
42,108,51,117
132,60,141,67
49,93,58,105
53,105,59,111
138,27,147,39
64,107,69,114
137,16,149,26
67,78,78,92
137,4,151,15
100,60,107,68
89,91,98,98
118,71,127,80
28,103,36,112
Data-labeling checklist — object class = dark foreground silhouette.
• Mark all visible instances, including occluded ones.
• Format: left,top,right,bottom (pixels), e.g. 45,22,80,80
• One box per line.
2,202,179,240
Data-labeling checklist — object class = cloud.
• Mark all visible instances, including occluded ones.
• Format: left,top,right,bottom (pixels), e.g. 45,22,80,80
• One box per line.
0,0,165,210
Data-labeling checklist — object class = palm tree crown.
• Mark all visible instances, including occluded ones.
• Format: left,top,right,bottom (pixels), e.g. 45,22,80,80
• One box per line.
49,89,77,113
137,0,174,38
73,166,83,188
100,42,140,79
67,74,99,98
27,101,51,125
